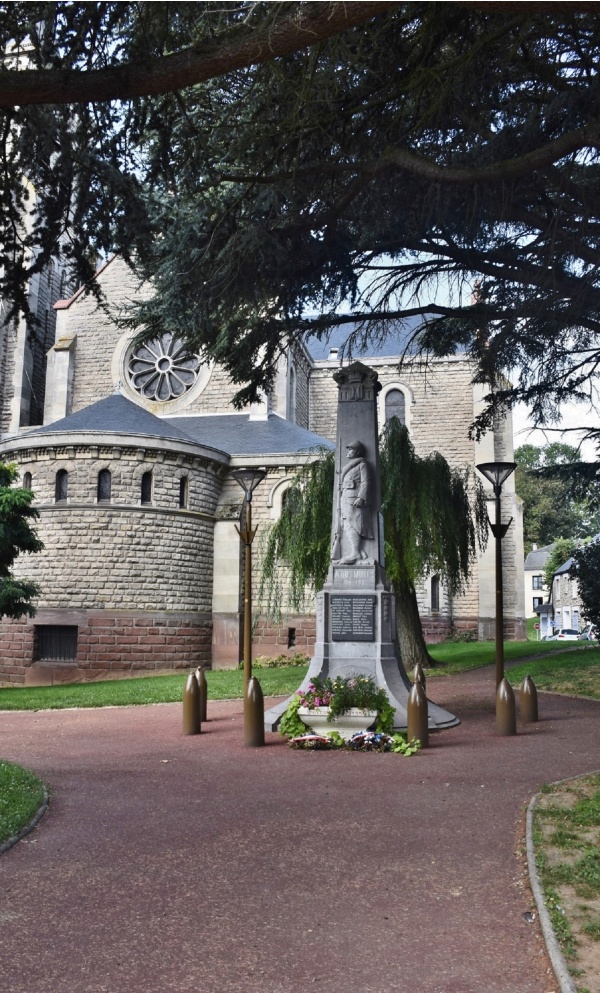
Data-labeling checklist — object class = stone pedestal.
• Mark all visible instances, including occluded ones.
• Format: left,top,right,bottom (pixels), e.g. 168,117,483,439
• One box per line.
264,361,458,733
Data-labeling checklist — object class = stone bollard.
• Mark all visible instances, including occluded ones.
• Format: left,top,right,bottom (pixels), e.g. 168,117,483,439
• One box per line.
520,675,539,723
407,680,429,748
413,661,426,692
183,672,201,735
496,677,516,736
244,676,265,747
195,666,208,723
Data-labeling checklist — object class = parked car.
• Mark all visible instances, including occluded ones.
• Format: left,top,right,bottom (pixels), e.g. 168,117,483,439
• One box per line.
546,628,581,641
579,626,597,641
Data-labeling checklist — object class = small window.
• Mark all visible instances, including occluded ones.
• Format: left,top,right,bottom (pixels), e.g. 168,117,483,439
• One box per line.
431,574,440,612
281,487,300,517
179,476,188,509
55,469,68,502
532,575,543,590
141,471,152,505
97,469,111,503
533,597,543,609
35,625,78,662
385,389,406,425
287,627,296,649
23,472,32,490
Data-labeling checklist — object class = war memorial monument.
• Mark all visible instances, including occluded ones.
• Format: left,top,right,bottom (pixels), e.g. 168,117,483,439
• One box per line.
264,361,458,732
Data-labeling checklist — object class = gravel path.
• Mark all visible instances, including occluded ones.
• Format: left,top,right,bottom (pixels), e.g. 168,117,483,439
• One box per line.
0,666,598,993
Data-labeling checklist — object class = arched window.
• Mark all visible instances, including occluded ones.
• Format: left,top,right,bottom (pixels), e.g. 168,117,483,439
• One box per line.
385,388,406,425
55,469,68,502
281,486,300,516
23,472,32,490
141,471,153,505
431,574,440,613
97,469,112,503
179,476,188,509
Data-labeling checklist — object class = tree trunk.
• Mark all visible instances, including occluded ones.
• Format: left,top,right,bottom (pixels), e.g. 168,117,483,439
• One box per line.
395,582,437,670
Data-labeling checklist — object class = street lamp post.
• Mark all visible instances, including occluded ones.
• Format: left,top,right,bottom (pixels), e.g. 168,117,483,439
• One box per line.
476,461,516,689
232,467,266,738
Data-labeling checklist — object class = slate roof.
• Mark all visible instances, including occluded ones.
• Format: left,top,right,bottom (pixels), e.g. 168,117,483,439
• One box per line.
554,556,575,576
29,393,200,445
165,414,333,456
303,315,466,362
523,543,555,571
27,395,332,458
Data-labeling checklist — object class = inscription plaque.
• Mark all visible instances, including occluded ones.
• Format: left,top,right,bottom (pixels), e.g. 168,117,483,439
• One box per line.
331,595,376,642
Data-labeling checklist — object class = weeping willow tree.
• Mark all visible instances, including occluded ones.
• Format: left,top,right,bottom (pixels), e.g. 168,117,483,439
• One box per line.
259,420,488,668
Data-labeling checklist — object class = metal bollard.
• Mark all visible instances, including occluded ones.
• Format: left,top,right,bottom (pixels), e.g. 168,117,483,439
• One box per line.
496,677,516,736
413,661,426,691
407,679,429,748
520,675,539,723
244,675,265,747
195,666,208,723
183,671,201,735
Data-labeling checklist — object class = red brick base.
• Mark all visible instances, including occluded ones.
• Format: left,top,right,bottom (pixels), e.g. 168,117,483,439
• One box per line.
252,615,316,658
0,609,213,685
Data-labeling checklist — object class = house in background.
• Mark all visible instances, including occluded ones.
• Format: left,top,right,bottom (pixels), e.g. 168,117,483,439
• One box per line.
0,255,525,684
550,557,585,634
523,543,554,619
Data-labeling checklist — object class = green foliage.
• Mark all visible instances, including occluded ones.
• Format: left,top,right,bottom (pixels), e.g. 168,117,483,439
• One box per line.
278,695,307,740
375,700,395,735
390,734,421,756
0,462,43,618
280,675,395,739
259,422,487,668
258,449,334,615
515,444,597,553
380,419,488,598
543,537,577,590
444,628,477,644
237,652,310,671
297,675,390,722
2,6,600,443
572,540,600,631
0,760,46,845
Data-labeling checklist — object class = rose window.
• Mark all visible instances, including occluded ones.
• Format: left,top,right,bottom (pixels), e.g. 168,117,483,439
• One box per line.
127,333,201,402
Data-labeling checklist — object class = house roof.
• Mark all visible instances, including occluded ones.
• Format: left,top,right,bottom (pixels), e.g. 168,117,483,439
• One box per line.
27,395,332,459
303,316,466,362
524,543,555,571
165,414,333,457
554,556,575,576
29,393,196,445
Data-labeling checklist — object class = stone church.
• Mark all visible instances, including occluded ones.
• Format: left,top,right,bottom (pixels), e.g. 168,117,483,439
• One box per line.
0,255,525,684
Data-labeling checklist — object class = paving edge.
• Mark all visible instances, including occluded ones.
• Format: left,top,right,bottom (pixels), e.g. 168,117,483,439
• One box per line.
526,774,600,993
0,786,49,856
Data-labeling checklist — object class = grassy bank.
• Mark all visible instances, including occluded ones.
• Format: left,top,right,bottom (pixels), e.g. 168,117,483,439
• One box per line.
532,774,600,992
427,637,586,674
0,665,308,712
507,650,600,700
0,761,46,846
0,639,598,711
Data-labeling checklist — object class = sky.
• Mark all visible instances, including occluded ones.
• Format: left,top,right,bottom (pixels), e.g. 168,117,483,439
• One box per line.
512,399,598,461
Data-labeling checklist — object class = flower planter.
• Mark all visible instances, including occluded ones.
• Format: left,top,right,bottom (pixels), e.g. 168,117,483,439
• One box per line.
298,706,377,741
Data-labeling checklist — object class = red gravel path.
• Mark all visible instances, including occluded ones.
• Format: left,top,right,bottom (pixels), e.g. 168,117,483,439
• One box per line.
0,667,598,993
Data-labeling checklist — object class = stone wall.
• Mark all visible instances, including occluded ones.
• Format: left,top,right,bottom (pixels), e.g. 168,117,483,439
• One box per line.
0,436,225,681
0,610,212,686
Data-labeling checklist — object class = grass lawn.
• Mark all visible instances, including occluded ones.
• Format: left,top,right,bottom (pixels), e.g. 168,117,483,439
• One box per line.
0,760,46,846
0,665,308,712
507,650,600,700
532,774,600,991
427,637,586,675
0,638,597,712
